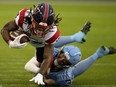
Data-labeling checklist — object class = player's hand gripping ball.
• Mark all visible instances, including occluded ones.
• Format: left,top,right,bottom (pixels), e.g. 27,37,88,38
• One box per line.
10,30,29,43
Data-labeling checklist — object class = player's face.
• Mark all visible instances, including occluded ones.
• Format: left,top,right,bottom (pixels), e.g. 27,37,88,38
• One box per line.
32,21,48,31
31,18,50,37
57,53,71,66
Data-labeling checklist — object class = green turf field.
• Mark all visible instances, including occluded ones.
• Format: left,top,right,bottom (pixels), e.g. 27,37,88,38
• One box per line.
0,0,116,87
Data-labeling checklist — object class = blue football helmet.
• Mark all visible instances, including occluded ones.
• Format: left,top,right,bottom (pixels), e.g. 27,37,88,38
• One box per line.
62,45,82,65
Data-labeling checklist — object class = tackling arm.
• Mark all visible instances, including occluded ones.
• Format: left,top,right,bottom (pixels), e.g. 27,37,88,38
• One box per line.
39,44,54,75
30,44,54,85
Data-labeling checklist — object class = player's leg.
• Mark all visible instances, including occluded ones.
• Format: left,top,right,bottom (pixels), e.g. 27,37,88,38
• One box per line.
54,22,91,48
25,47,45,74
24,56,40,74
72,46,116,77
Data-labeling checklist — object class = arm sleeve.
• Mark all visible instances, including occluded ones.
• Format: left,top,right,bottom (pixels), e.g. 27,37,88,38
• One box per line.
15,8,28,28
45,26,60,45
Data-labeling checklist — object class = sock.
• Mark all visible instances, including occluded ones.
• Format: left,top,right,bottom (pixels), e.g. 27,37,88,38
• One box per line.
71,31,86,43
91,46,110,60
95,46,110,58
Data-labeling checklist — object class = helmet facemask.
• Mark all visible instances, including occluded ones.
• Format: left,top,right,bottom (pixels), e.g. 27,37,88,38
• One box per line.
55,50,72,68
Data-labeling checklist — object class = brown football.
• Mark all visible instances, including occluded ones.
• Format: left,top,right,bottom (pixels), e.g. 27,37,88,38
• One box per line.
10,30,29,43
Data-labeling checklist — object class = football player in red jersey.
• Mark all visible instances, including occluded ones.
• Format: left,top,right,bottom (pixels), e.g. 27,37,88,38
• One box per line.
1,3,91,85
1,3,59,85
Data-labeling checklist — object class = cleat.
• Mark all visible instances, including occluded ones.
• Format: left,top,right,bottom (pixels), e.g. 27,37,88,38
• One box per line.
81,21,91,34
96,46,116,58
108,47,116,54
71,21,91,43
82,38,86,42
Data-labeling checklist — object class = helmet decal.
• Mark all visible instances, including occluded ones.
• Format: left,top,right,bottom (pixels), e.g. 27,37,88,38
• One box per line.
33,3,55,26
43,3,49,23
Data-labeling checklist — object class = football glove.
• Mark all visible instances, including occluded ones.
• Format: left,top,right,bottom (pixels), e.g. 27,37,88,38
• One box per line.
29,73,45,85
8,34,27,48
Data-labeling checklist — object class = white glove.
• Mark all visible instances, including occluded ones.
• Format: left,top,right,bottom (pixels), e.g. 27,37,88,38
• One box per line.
9,34,27,48
29,73,45,85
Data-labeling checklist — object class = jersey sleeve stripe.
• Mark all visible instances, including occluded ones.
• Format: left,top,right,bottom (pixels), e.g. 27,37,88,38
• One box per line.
45,29,60,44
18,8,27,28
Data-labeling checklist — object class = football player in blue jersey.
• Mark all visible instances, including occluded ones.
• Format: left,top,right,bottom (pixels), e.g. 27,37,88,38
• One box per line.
29,45,116,86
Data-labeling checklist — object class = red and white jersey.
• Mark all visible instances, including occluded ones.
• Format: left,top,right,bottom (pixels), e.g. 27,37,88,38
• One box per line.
15,8,60,48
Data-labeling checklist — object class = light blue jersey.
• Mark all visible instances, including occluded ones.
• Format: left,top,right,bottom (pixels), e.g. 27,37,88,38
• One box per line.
47,67,74,86
47,50,101,86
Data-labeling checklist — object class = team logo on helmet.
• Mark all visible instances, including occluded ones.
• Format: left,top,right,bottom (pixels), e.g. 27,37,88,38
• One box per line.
32,3,55,28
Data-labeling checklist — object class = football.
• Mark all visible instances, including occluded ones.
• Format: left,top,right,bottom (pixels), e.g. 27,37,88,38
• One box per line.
10,30,29,43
